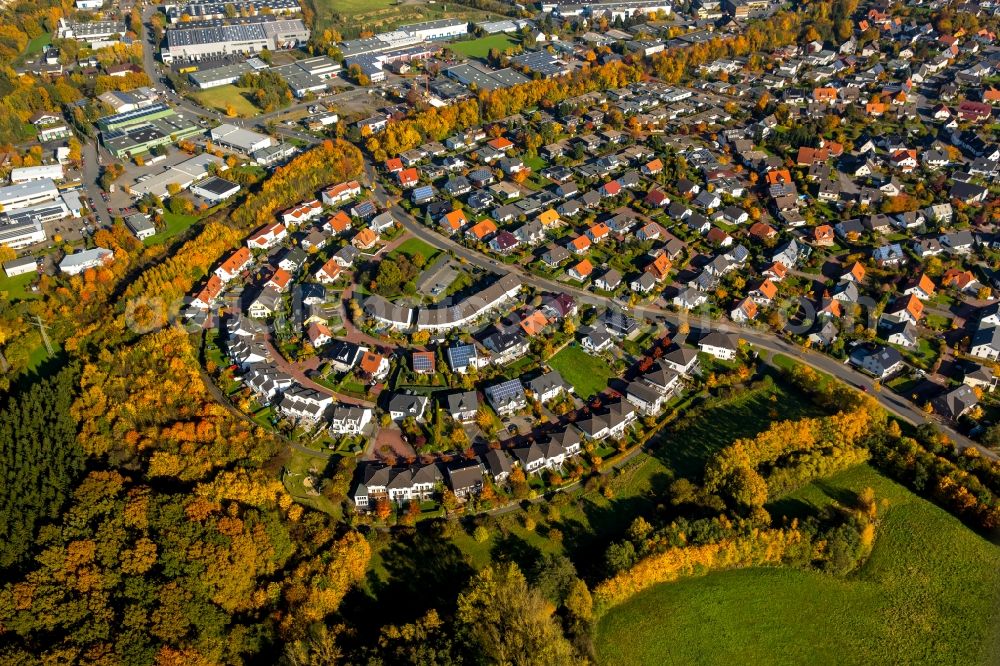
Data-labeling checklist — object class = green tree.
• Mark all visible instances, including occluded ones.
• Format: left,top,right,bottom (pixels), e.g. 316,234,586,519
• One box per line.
457,563,577,666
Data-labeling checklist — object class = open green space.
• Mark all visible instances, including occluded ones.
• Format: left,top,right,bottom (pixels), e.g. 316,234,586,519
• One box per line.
281,449,343,520
451,34,520,59
144,211,201,246
307,0,490,36
388,237,440,264
548,344,616,399
655,378,824,479
190,85,260,117
16,31,51,65
596,464,1000,666
0,271,39,301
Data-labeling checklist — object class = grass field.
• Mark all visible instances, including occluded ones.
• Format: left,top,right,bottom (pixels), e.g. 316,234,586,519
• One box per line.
596,465,1000,665
306,0,491,36
450,34,520,59
548,344,616,399
190,85,260,117
656,380,823,478
16,32,51,65
144,211,201,246
389,237,440,264
0,271,39,301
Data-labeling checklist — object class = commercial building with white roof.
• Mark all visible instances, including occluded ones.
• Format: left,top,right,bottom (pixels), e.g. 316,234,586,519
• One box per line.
210,123,273,153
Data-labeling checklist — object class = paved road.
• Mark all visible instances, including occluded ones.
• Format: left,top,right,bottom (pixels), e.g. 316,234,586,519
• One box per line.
81,140,112,227
139,6,321,146
261,336,375,407
390,201,994,458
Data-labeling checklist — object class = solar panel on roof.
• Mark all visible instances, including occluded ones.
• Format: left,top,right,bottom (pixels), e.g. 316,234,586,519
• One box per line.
487,379,525,406
412,353,433,372
447,344,476,369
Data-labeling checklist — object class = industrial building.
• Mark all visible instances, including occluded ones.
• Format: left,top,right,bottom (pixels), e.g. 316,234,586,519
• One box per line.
398,18,469,41
510,50,571,77
3,256,38,278
0,179,61,211
339,19,466,59
210,123,273,154
125,213,157,240
188,61,255,88
56,19,127,47
60,247,115,276
98,88,160,113
10,164,65,184
190,176,241,203
271,56,341,97
166,0,301,24
98,105,203,158
251,142,298,166
445,62,529,91
161,17,309,63
129,153,227,199
0,220,45,250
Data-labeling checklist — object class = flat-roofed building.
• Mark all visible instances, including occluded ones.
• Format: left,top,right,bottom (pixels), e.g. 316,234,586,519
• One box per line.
190,176,240,203
0,179,60,211
129,153,227,199
10,164,64,184
210,123,273,153
162,16,309,62
188,61,254,88
0,220,46,250
166,0,301,23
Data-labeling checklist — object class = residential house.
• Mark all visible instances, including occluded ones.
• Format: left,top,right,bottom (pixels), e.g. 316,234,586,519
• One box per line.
485,378,528,416
387,392,429,422
698,331,738,360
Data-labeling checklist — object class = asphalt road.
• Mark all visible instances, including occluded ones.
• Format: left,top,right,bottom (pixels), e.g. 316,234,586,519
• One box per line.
82,140,112,227
390,201,993,459
121,20,992,461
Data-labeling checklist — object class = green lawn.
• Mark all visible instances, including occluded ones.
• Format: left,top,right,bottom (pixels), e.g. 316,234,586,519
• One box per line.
0,271,39,301
191,85,260,117
389,237,440,264
548,344,616,399
450,34,520,59
596,465,1000,665
16,31,51,65
144,211,201,246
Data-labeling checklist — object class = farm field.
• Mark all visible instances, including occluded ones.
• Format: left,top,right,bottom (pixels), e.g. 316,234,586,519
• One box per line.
548,343,616,399
595,465,1000,665
190,85,260,117
450,34,520,59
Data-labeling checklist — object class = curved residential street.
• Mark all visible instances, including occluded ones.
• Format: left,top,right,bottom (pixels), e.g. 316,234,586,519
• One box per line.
389,200,993,459
116,14,994,462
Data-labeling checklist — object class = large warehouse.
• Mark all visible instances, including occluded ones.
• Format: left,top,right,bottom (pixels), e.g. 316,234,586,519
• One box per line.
162,17,310,62
210,123,273,154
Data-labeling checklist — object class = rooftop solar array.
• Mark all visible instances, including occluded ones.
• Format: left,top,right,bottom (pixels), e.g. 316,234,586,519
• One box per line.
446,344,477,369
412,352,434,372
486,379,526,404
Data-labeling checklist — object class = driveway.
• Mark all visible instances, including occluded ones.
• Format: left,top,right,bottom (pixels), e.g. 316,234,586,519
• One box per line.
262,336,374,407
